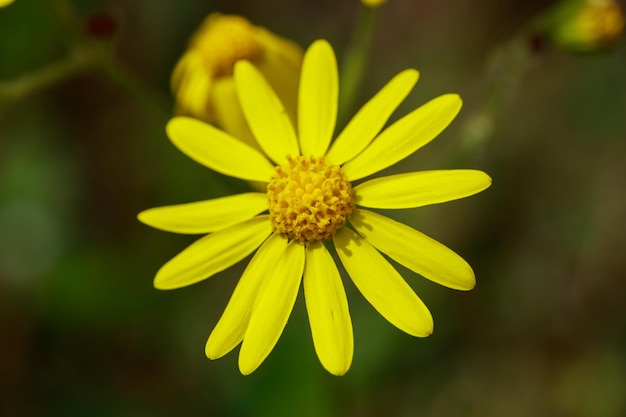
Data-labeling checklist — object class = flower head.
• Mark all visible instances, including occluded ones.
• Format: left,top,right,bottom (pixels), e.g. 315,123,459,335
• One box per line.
0,0,15,7
139,40,491,375
171,13,302,147
536,0,624,52
361,0,388,7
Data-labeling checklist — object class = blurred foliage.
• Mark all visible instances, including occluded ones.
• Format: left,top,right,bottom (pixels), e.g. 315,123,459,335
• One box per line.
1,0,626,416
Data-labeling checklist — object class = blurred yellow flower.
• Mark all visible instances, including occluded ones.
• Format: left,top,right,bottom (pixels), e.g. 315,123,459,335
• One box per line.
543,0,624,52
139,40,491,375
171,13,302,148
361,0,388,7
0,0,15,7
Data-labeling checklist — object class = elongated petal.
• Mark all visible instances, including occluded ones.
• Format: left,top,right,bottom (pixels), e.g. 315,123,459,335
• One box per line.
234,60,299,164
351,209,475,290
212,77,260,150
171,51,213,118
205,233,286,359
325,69,419,165
333,227,433,337
354,170,492,209
239,239,305,375
254,29,302,126
167,117,275,182
342,94,462,181
138,193,268,234
298,40,338,156
154,216,272,290
304,241,353,376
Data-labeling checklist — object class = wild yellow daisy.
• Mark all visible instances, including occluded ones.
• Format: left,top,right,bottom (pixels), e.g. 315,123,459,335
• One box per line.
139,39,491,376
171,13,302,148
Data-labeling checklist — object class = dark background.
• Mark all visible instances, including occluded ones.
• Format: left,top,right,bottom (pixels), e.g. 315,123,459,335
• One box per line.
1,0,625,416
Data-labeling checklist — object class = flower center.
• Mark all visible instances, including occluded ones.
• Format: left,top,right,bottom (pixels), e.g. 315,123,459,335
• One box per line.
267,156,354,243
195,15,263,78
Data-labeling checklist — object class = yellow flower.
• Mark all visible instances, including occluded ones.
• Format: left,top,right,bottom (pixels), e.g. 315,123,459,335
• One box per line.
171,13,302,148
361,0,388,7
541,0,624,52
0,0,15,7
139,40,491,376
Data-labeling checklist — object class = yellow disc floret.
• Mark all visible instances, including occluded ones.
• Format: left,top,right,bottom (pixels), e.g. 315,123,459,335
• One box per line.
194,15,263,78
267,156,354,243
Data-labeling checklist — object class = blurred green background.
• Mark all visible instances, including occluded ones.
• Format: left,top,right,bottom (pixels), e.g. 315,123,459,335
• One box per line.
1,0,626,416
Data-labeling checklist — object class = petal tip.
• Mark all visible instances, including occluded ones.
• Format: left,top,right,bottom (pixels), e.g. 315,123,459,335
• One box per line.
416,314,434,338
435,93,463,114
153,275,174,290
455,262,477,291
205,338,225,360
402,68,420,84
165,115,190,135
233,59,254,79
153,267,191,290
458,273,477,291
165,116,201,148
238,355,260,376
449,93,463,109
482,172,493,188
136,210,149,224
311,38,332,51
325,361,352,376
153,281,168,291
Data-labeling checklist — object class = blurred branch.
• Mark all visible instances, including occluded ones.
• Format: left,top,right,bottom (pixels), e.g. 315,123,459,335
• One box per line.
0,0,171,116
458,0,625,161
0,44,93,109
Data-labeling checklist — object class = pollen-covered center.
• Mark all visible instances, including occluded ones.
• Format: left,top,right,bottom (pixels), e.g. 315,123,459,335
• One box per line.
196,15,263,78
267,155,354,243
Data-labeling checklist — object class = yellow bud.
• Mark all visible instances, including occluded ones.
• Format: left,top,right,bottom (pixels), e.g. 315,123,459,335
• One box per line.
539,0,624,52
361,0,388,7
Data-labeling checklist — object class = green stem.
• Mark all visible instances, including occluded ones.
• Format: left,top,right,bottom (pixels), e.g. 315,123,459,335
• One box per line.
338,5,379,127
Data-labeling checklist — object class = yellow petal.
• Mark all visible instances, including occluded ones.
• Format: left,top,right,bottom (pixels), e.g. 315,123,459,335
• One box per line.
137,193,268,234
205,233,287,360
355,170,492,209
154,215,272,290
166,117,275,182
212,76,260,150
254,27,303,126
351,209,476,290
333,227,433,337
171,51,191,93
303,241,354,376
325,69,419,165
171,51,214,120
234,60,299,164
298,39,338,156
342,94,462,181
238,239,305,375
